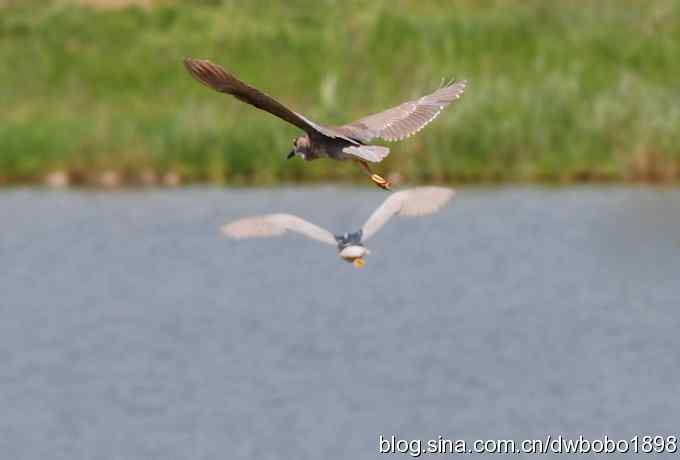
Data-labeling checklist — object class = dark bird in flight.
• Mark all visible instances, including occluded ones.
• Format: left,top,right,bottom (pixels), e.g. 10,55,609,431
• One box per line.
184,58,467,190
222,187,455,268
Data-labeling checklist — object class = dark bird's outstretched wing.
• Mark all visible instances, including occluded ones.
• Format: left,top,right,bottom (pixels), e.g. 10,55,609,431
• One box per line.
336,80,467,143
184,58,356,142
361,187,455,241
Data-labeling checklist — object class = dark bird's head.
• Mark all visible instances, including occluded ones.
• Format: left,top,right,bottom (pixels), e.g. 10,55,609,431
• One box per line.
287,135,311,160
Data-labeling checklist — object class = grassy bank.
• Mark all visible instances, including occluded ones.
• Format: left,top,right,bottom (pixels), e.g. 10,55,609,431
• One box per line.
1,0,679,185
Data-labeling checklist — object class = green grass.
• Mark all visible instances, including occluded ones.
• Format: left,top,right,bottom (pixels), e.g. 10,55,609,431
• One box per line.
1,0,680,185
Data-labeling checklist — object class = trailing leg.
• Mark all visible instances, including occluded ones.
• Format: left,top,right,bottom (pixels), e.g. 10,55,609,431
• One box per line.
356,160,391,190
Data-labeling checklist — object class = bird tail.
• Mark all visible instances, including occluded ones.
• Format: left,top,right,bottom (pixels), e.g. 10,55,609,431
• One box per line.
343,145,391,163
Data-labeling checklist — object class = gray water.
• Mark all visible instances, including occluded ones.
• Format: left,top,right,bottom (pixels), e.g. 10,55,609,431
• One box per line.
1,186,679,459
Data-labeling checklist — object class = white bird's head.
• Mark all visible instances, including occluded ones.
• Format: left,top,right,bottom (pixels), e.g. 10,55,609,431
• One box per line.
337,245,370,268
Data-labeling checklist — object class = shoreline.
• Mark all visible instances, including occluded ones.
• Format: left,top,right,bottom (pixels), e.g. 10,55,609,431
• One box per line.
1,169,679,190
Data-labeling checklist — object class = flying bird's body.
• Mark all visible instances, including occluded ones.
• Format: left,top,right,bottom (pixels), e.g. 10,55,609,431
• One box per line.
222,187,455,267
184,58,467,190
287,134,346,161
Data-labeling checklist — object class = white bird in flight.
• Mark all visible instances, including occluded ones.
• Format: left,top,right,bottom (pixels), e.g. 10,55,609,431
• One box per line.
222,187,455,268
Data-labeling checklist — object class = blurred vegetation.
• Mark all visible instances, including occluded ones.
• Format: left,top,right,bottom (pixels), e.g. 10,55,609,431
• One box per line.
1,0,679,185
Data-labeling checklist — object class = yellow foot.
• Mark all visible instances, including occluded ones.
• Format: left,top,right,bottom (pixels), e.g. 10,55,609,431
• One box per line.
370,174,391,190
352,258,365,268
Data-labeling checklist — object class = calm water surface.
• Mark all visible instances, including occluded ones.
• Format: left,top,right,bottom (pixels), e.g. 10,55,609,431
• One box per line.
1,186,679,459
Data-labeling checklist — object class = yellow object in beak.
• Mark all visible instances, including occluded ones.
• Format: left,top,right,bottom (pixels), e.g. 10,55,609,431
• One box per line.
353,258,365,268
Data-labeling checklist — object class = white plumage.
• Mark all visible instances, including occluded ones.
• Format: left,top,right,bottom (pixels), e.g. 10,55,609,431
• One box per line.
221,187,455,266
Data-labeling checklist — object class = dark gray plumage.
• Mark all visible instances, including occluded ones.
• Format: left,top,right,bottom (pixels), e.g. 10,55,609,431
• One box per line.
184,58,467,190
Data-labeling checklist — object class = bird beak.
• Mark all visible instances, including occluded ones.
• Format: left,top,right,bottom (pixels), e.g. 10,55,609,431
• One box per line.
286,149,295,160
352,258,365,268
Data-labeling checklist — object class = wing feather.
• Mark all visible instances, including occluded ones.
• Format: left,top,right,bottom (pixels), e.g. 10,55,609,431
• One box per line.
184,58,357,143
338,80,467,143
222,214,336,246
361,187,455,241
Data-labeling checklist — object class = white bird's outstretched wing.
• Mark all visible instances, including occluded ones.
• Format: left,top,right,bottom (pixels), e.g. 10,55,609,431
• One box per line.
361,187,455,241
222,213,336,246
